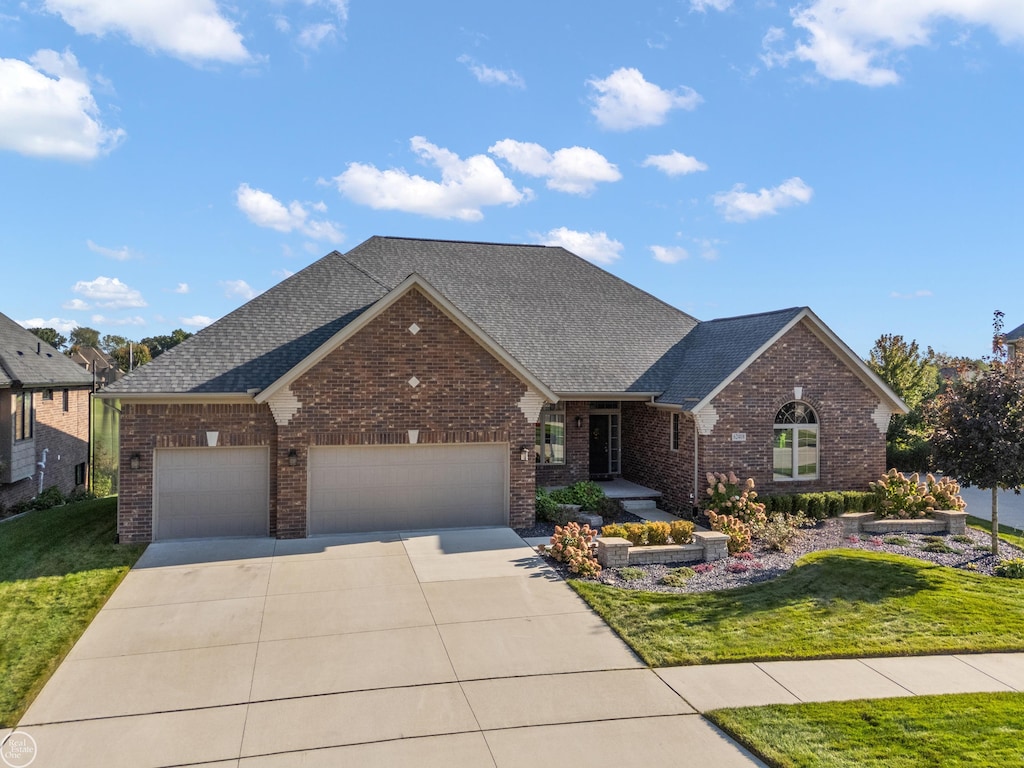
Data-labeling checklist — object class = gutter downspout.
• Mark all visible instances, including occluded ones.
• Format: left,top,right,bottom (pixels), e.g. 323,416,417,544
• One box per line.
693,419,699,517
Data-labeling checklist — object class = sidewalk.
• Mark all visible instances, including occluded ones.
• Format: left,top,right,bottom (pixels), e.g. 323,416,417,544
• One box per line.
655,652,1024,712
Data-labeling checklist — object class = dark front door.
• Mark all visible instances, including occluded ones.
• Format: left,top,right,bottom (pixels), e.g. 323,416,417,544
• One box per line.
589,415,610,477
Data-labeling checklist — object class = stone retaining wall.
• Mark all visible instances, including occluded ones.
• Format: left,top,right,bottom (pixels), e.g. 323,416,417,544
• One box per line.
596,530,730,568
840,510,968,536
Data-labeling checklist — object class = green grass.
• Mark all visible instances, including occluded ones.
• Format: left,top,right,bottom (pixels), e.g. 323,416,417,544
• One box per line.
0,497,145,727
708,692,1024,768
967,514,1024,549
570,549,1024,667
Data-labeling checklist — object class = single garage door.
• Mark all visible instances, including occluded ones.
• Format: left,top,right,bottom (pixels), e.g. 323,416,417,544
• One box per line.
154,447,269,539
308,443,509,534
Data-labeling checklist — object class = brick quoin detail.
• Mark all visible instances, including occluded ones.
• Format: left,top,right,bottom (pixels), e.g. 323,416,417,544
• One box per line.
699,321,885,496
118,403,277,543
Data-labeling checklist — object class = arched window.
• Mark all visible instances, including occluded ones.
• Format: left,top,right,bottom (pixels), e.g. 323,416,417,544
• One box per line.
773,402,818,480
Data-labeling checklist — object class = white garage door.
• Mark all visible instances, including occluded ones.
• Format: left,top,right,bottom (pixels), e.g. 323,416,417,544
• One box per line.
308,443,509,534
154,448,269,540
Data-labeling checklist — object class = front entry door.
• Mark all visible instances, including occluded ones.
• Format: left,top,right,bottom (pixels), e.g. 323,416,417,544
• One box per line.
590,415,611,477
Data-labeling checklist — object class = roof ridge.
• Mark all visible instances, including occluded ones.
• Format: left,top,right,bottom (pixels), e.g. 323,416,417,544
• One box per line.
700,306,806,324
366,235,551,249
337,252,394,292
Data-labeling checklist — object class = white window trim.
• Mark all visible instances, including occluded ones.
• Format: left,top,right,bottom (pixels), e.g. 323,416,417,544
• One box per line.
536,403,566,466
772,402,819,482
670,412,680,452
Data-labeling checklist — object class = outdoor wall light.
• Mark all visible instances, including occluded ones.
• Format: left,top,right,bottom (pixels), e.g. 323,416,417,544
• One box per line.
575,415,583,428
129,453,141,470
519,445,531,462
287,449,298,467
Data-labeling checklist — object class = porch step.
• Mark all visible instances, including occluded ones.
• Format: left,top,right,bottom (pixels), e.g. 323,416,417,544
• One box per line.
620,499,658,512
629,507,679,524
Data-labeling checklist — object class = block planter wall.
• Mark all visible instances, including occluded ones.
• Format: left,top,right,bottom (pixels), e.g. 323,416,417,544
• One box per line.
596,530,729,568
840,510,968,536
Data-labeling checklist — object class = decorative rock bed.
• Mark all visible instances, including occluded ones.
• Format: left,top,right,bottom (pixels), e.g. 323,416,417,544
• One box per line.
840,510,968,536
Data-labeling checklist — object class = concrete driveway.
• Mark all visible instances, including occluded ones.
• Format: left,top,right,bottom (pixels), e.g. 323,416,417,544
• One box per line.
17,527,763,768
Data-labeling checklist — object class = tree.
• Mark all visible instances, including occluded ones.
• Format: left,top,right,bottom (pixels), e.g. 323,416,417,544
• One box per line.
27,327,68,351
929,311,1024,554
69,326,100,349
139,328,192,358
866,334,940,470
110,342,151,372
100,334,129,353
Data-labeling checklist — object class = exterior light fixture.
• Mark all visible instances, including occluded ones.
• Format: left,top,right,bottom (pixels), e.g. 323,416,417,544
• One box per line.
575,415,583,428
129,453,141,470
287,449,298,467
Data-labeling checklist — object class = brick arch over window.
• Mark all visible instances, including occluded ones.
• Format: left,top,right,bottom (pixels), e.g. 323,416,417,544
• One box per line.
772,401,819,481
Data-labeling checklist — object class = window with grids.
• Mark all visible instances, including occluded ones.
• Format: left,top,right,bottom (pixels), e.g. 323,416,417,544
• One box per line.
535,403,565,465
14,391,34,441
773,402,818,480
670,412,681,451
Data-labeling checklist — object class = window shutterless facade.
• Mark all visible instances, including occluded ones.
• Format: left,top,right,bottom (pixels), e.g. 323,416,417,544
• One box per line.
14,391,34,441
535,402,566,465
670,412,681,451
773,401,818,480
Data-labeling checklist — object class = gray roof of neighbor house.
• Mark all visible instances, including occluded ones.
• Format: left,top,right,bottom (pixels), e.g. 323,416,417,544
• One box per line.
0,312,94,388
1005,322,1024,342
657,307,806,406
102,236,700,396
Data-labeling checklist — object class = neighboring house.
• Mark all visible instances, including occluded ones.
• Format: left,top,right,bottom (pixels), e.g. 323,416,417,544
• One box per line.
0,312,93,510
1006,322,1024,362
99,236,907,543
70,346,123,388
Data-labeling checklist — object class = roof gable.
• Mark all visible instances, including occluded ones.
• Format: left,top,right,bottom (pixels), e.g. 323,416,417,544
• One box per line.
0,312,93,388
256,274,556,404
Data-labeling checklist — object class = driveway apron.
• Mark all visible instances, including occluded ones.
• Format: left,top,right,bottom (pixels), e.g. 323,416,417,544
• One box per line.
16,527,764,768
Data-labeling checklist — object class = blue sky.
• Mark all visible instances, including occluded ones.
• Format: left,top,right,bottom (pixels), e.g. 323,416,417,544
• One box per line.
2,0,1023,359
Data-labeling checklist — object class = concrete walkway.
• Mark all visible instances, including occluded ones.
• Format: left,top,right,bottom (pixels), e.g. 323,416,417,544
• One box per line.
13,527,765,768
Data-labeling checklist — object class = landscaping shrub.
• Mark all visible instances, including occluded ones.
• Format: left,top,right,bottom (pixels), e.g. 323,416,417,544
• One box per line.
797,493,828,521
841,491,867,513
618,566,645,581
888,439,933,473
660,567,695,587
595,496,623,518
536,487,559,521
921,536,956,554
550,481,605,511
669,519,694,545
621,522,646,546
824,492,845,518
706,512,753,554
645,521,671,545
750,511,811,552
548,522,601,577
952,534,973,544
703,471,766,526
994,558,1024,579
884,535,911,547
869,470,966,519
600,523,626,539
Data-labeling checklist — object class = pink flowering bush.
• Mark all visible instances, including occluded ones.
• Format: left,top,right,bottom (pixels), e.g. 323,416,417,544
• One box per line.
706,512,753,554
693,563,715,573
704,471,767,526
869,469,966,519
548,522,601,578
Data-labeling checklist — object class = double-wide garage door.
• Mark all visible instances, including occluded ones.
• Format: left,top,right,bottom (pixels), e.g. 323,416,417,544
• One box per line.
308,443,509,534
154,448,269,540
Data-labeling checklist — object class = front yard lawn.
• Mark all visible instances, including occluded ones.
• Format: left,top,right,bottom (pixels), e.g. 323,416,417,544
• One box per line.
0,497,145,727
708,692,1024,768
570,549,1024,667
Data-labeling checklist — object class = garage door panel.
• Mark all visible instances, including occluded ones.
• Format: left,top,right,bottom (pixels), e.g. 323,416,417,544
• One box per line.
309,444,508,534
155,448,269,540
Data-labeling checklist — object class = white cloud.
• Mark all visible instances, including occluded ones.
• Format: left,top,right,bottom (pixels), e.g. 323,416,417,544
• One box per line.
221,279,256,300
174,282,190,294
87,238,136,260
694,237,721,261
0,49,124,160
335,136,528,221
43,0,250,64
642,150,708,176
713,177,814,222
62,298,91,310
273,268,295,280
691,0,733,9
538,227,623,265
890,289,933,299
180,314,214,328
768,0,1024,86
457,55,525,88
91,313,145,326
587,67,702,131
18,317,78,333
488,140,621,195
650,245,689,264
235,183,344,243
72,275,146,308
297,22,335,49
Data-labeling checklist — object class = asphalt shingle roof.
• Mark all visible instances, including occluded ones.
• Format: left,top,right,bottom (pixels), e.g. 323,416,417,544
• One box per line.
104,236,700,396
1005,322,1024,342
0,312,94,388
657,307,806,406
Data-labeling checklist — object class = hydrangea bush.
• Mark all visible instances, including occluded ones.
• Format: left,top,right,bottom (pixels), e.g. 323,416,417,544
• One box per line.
548,522,601,578
869,469,966,519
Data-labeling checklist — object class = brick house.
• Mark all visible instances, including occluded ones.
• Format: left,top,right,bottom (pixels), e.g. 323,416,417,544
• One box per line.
100,237,906,542
1,312,93,510
1006,322,1024,362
